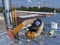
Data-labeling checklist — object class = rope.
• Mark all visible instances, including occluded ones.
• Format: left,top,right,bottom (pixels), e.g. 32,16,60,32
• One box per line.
12,8,17,28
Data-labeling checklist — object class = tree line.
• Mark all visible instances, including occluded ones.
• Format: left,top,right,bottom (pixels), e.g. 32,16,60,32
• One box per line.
0,6,60,13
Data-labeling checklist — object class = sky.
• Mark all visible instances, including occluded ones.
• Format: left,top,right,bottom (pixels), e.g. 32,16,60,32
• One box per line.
0,0,60,8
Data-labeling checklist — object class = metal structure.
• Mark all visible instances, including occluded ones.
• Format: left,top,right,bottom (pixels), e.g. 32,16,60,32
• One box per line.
2,0,13,29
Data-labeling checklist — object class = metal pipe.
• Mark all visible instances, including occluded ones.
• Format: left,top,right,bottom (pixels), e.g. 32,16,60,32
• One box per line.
0,32,7,36
2,0,13,29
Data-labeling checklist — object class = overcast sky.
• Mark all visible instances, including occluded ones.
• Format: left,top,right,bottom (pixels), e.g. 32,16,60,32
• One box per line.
0,0,60,8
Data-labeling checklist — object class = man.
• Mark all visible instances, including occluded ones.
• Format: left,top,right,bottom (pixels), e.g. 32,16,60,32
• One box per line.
22,18,44,39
